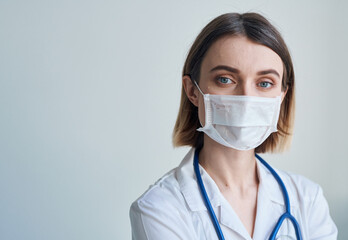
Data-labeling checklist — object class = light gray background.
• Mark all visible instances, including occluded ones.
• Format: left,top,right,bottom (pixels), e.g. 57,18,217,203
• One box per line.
0,0,347,239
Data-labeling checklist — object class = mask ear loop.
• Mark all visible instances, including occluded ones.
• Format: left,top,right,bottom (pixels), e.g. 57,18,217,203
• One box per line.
193,80,205,96
192,80,209,128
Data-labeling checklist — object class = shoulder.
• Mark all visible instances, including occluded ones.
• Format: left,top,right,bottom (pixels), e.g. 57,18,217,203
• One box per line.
129,157,196,240
257,158,321,207
130,167,183,211
277,169,321,203
131,148,196,212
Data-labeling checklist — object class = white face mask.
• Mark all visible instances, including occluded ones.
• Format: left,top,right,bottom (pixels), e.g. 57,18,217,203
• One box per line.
194,81,282,150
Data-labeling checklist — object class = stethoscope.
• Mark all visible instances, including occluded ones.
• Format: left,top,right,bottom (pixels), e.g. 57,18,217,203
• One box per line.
193,148,303,240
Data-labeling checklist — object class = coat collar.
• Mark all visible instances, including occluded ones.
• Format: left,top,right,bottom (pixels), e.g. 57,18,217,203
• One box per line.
176,148,298,211
176,148,220,212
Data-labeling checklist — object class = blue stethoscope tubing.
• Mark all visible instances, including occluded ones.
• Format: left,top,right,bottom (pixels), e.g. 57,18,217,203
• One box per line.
193,148,303,240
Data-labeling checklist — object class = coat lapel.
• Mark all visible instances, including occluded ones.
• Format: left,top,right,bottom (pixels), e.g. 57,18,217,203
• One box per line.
252,157,299,240
219,197,253,239
252,178,284,239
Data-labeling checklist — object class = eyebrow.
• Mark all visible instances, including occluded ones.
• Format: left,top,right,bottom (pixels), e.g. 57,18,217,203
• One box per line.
257,69,280,78
210,65,240,74
210,65,280,78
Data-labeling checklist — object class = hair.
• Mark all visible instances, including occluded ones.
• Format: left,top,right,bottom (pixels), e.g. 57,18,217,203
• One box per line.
172,12,295,153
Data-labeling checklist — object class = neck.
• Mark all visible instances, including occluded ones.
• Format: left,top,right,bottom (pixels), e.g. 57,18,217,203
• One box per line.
199,136,259,192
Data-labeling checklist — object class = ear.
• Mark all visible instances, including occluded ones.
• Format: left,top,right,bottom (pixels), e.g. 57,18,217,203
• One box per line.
182,75,199,107
281,87,288,103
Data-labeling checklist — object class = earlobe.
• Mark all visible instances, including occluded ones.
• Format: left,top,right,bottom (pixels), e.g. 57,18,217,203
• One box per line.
182,75,199,107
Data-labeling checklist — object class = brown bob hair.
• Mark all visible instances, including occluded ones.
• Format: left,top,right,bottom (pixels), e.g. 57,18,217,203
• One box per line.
173,12,295,153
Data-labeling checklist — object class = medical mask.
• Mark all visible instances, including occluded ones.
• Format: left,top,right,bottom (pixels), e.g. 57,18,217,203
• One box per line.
194,81,282,150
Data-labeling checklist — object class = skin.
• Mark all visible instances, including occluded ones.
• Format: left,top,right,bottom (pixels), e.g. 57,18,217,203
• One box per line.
183,35,286,238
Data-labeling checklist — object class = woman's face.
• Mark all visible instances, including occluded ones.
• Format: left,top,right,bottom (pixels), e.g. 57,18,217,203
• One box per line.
196,35,285,126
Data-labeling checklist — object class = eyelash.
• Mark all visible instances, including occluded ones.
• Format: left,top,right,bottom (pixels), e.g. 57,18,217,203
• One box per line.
258,81,274,88
217,76,233,84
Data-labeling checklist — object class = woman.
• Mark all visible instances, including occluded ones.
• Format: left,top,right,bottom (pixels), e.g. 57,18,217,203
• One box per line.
130,12,338,240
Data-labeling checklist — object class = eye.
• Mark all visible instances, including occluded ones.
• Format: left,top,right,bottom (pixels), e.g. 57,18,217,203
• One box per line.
258,81,273,88
217,76,233,84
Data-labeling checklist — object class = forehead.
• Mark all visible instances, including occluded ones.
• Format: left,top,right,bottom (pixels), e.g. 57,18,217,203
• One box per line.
201,35,283,75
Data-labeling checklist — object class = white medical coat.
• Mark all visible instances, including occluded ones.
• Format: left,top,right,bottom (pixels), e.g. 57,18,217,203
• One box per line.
130,148,338,239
